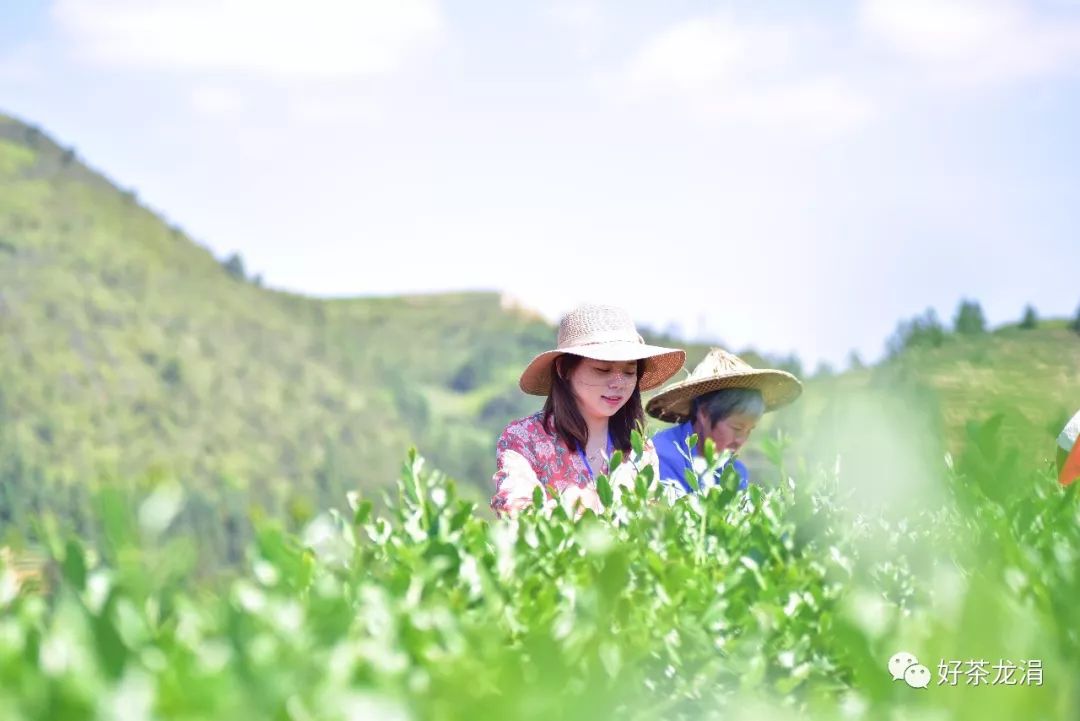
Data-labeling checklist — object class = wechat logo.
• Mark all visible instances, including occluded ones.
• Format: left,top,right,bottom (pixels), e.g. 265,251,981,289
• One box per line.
889,651,930,689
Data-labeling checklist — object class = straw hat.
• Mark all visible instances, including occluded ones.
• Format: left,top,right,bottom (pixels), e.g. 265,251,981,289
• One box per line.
646,347,802,423
519,304,686,396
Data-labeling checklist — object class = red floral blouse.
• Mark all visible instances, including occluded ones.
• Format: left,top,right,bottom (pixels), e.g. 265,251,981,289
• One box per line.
490,412,659,514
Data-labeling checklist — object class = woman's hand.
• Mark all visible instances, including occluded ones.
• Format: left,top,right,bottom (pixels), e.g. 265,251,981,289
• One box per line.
492,451,546,517
560,484,603,519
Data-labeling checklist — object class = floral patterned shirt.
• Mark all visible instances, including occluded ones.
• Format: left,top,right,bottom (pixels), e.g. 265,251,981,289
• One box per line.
490,412,659,514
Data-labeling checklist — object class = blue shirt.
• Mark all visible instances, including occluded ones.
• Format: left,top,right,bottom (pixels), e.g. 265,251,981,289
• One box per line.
653,421,749,494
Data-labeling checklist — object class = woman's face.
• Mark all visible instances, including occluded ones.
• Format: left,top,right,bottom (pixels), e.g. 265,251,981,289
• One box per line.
567,358,638,421
696,409,759,454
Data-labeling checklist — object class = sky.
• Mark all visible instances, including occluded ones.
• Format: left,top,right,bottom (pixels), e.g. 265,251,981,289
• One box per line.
2,0,1078,369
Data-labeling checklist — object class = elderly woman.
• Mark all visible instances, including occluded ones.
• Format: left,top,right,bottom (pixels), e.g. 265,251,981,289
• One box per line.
490,304,685,517
646,348,802,496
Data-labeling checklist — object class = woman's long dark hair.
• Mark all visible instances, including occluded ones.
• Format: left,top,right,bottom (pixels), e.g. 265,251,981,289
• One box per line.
541,354,646,454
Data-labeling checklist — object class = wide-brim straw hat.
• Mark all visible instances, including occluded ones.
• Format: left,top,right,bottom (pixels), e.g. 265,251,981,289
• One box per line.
519,304,686,396
646,347,803,423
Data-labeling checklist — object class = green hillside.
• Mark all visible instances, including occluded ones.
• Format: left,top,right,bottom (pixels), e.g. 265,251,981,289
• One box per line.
0,114,566,556
886,320,1080,457
2,112,1078,559
754,319,1080,515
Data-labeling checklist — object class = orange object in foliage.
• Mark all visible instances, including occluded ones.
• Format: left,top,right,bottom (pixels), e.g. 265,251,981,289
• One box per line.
1061,436,1080,486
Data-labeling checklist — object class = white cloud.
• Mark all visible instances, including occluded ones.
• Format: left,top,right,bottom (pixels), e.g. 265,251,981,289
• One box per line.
286,94,384,126
860,0,1080,85
617,14,872,132
625,16,794,97
52,0,444,80
712,76,873,132
189,85,247,117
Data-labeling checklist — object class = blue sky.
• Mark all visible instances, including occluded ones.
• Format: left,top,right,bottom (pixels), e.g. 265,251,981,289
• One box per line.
2,0,1078,369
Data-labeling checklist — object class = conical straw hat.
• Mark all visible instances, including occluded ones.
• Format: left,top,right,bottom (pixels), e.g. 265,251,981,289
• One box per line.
519,304,686,396
646,347,802,423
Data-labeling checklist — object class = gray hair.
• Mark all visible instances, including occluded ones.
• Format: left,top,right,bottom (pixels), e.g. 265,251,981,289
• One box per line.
690,388,765,426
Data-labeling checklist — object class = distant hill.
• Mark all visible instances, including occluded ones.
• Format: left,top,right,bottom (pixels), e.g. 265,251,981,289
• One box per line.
757,319,1080,514
2,112,1077,558
0,114,567,556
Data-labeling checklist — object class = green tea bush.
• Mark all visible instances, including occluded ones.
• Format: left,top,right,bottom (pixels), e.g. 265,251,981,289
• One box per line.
0,421,1077,720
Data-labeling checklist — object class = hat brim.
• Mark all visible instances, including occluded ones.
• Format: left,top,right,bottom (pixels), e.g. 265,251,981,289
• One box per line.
519,341,686,396
645,369,802,423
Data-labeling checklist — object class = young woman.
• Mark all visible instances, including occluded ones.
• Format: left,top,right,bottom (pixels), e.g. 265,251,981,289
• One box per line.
646,347,802,497
490,304,685,516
